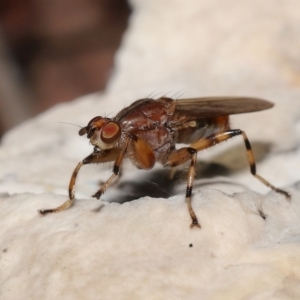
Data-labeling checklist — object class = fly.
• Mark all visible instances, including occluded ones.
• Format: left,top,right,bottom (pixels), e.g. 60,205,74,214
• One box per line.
38,97,290,228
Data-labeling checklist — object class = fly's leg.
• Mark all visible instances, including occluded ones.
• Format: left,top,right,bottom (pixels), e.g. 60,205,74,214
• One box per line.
168,167,177,180
166,129,290,227
91,168,118,200
91,149,125,199
164,147,200,228
191,129,290,199
92,134,156,199
38,149,119,215
38,161,84,214
92,137,131,199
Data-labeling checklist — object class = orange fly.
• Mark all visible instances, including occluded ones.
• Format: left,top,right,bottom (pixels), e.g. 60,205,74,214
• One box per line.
39,97,290,228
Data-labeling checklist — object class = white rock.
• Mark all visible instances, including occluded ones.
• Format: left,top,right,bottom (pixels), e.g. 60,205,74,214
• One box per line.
1,0,300,299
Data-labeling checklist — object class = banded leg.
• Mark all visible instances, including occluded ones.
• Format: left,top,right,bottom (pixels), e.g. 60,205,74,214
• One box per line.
92,139,129,199
164,147,200,228
38,148,119,214
92,134,156,198
191,129,290,199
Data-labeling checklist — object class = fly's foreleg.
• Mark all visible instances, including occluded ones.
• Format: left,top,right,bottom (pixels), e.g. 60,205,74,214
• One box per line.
191,129,291,199
164,148,200,228
38,149,119,215
38,161,84,214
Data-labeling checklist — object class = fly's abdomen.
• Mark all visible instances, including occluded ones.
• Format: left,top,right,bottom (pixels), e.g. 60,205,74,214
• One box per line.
176,116,230,144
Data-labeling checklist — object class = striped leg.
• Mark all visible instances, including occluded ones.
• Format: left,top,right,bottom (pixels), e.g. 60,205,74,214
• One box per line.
164,148,200,228
38,149,119,215
165,129,290,228
92,138,130,200
191,129,290,199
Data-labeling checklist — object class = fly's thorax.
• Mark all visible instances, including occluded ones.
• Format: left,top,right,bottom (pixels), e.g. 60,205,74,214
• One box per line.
116,98,176,131
128,126,176,163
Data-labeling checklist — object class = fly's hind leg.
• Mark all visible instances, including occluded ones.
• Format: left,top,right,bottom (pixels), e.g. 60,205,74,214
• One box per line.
164,147,200,228
191,129,290,218
164,129,290,228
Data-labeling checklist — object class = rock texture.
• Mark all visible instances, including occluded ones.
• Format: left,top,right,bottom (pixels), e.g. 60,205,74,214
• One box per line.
1,0,300,299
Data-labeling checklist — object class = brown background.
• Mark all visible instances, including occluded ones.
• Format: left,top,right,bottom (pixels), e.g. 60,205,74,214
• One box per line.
0,0,131,137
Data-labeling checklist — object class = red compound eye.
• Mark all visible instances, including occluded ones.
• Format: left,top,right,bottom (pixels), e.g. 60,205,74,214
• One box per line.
101,122,121,143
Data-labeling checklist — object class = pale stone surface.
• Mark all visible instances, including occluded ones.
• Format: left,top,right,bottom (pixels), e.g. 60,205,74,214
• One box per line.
1,0,300,299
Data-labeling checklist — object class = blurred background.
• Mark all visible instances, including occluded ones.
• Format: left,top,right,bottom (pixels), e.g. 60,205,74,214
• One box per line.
0,0,131,138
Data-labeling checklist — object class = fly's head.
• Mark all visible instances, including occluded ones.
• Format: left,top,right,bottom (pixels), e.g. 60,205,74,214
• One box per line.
79,116,121,150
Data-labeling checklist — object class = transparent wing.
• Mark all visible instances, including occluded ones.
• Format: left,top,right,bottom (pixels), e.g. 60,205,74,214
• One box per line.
174,97,273,122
